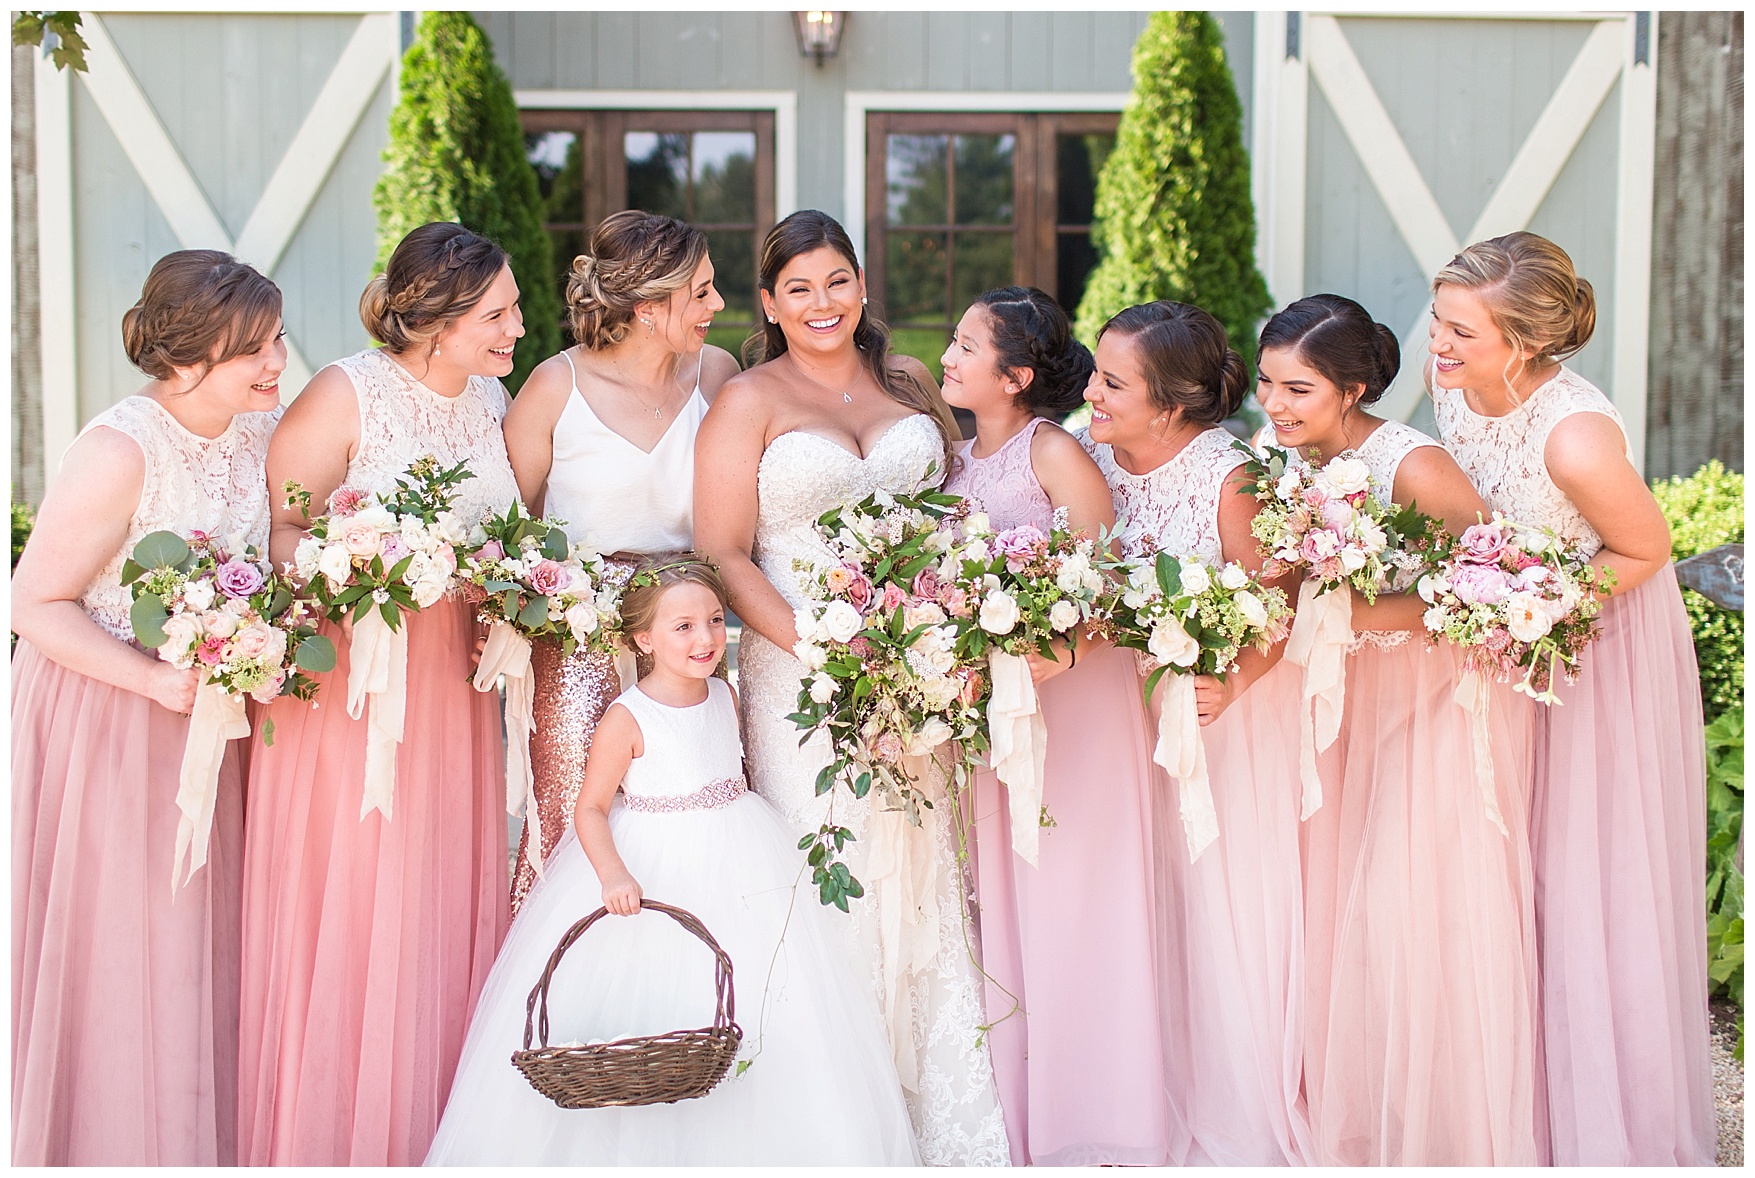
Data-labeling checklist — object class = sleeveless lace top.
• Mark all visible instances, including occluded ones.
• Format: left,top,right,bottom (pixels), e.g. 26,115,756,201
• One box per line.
76,396,280,640
545,350,705,554
1431,365,1627,557
1079,426,1245,565
943,417,1053,532
615,678,747,810
332,348,520,525
752,414,944,609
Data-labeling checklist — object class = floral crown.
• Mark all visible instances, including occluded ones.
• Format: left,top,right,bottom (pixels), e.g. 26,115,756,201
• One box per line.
622,556,720,592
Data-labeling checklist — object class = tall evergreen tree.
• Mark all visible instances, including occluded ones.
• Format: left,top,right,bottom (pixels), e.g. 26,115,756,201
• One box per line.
1074,12,1271,363
372,11,559,391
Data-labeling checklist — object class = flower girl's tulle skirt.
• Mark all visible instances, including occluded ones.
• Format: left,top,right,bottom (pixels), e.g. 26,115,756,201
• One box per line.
424,792,920,1166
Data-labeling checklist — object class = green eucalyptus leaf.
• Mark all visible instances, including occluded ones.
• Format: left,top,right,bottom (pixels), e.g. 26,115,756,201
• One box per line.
295,634,337,673
129,593,170,647
131,530,191,572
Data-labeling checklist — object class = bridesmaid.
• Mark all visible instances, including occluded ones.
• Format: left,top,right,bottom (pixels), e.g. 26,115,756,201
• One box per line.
12,250,285,1164
237,223,523,1166
1427,232,1714,1165
1256,295,1538,1164
502,210,738,910
941,288,1168,1166
1078,301,1312,1165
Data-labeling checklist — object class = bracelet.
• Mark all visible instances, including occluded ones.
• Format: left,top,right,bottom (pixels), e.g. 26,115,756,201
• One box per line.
1069,642,1078,668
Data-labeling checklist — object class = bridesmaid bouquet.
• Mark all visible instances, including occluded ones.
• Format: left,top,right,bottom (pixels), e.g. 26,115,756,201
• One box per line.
122,529,335,890
461,501,633,878
943,506,1118,865
283,454,477,821
1234,440,1444,817
789,485,986,911
1095,551,1292,860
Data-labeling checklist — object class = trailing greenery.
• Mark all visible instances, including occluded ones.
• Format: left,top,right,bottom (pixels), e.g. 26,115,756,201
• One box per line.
1074,11,1271,363
371,11,559,392
1651,460,1744,720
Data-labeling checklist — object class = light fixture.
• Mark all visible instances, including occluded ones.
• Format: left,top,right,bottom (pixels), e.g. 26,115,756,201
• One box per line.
792,11,845,66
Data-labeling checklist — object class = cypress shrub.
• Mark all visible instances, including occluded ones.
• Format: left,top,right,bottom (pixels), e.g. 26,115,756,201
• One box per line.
1074,11,1271,363
372,11,559,392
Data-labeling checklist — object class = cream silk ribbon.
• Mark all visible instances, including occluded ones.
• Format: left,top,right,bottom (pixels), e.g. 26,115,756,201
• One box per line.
347,608,408,821
988,650,1049,866
169,677,250,894
1454,669,1510,837
863,751,944,1091
475,621,539,876
1284,581,1353,820
613,646,639,694
1154,670,1218,861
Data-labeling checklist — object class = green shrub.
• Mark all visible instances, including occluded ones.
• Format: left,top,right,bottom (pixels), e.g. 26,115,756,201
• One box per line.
371,11,560,392
1705,706,1744,1054
1650,460,1744,721
1074,11,1271,363
12,501,33,569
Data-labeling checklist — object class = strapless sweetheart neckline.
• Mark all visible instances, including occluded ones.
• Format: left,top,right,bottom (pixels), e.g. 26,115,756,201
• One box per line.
764,414,935,465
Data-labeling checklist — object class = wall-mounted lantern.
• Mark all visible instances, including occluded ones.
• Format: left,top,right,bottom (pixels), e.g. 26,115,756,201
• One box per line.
792,11,845,66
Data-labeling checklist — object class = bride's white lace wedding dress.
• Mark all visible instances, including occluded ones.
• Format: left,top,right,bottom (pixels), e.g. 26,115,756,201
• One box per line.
735,414,1011,1166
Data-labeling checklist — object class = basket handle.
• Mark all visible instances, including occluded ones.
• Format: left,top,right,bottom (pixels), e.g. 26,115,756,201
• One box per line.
521,898,736,1052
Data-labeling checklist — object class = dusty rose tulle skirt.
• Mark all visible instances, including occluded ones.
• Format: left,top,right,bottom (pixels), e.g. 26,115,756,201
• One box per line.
1300,635,1539,1165
970,645,1168,1166
1149,658,1314,1166
11,641,244,1165
236,598,508,1166
1532,564,1716,1165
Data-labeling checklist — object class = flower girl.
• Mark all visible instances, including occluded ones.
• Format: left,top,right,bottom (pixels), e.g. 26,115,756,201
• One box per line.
425,556,918,1166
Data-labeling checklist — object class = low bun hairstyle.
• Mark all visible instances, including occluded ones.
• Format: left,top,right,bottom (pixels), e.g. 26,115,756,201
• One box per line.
565,211,709,349
1256,294,1400,406
972,287,1094,418
121,249,282,383
1098,301,1248,428
360,222,508,353
1433,231,1596,361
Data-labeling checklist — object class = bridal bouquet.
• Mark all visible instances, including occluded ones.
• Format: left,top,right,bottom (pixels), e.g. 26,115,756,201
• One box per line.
123,528,335,891
788,484,985,911
284,455,478,820
1095,551,1291,860
461,502,634,877
1234,440,1443,816
942,507,1118,864
1418,517,1613,833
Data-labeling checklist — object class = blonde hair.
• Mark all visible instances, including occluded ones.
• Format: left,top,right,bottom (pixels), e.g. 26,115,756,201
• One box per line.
618,553,730,675
121,250,282,383
1433,231,1597,363
359,222,508,353
565,211,708,349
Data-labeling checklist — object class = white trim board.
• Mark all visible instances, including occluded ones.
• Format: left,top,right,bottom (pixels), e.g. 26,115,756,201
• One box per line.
36,51,77,486
842,90,1130,264
513,89,799,218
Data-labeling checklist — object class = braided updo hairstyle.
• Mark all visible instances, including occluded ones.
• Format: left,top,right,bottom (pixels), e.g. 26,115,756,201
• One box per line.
1098,301,1249,428
1256,294,1401,407
121,249,282,384
565,211,709,349
359,222,508,353
972,286,1095,418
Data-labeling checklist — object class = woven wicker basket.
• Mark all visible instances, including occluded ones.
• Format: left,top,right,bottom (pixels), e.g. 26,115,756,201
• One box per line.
511,899,744,1109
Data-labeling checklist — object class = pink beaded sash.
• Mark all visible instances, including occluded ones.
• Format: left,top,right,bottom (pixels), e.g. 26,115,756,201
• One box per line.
619,776,749,814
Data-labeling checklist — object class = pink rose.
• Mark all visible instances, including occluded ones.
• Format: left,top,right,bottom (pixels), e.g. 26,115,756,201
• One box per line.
338,518,382,558
379,534,410,564
911,566,942,602
993,526,1044,572
197,637,229,666
214,558,265,599
957,667,985,707
527,559,567,596
250,668,288,705
1299,529,1341,564
1450,563,1513,606
326,486,368,515
939,585,971,617
1455,522,1509,566
843,566,875,612
873,732,905,763
231,625,273,661
1320,499,1355,531
881,583,907,613
1300,486,1329,509
474,539,505,563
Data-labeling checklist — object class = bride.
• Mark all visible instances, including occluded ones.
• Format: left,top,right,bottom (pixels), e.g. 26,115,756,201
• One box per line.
695,210,1009,1166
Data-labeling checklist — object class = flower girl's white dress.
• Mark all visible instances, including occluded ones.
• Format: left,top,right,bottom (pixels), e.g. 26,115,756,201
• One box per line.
424,677,919,1165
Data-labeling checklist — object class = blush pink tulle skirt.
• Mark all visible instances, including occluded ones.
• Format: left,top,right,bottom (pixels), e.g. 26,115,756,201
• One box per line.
970,645,1169,1166
1149,658,1314,1166
1301,635,1539,1165
236,597,508,1166
11,641,244,1165
1532,564,1716,1165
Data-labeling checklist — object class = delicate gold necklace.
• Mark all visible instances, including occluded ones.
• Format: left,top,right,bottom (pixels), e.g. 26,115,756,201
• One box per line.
789,352,862,403
607,348,695,419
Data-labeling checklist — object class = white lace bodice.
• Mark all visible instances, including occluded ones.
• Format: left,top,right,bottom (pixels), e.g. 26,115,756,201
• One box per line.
333,348,520,525
1431,365,1627,557
76,396,280,641
615,679,745,801
1080,426,1245,564
751,415,944,609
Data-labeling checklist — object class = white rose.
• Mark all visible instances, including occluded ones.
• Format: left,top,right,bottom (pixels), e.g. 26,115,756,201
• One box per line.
201,609,238,639
793,607,827,645
294,537,323,580
1505,591,1555,643
795,641,829,672
1148,618,1200,668
905,716,954,755
433,509,471,546
352,504,395,533
1054,552,1091,594
1127,563,1161,594
1183,563,1214,594
1319,454,1372,497
903,602,946,631
1417,573,1450,604
410,574,447,609
1516,528,1555,555
1233,589,1269,630
1082,569,1104,594
1048,599,1082,632
1275,469,1303,500
820,600,864,645
920,674,962,710
565,600,600,641
160,613,202,659
1515,565,1550,588
808,672,837,704
182,579,216,612
318,543,353,588
978,589,1020,635
1422,605,1449,632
